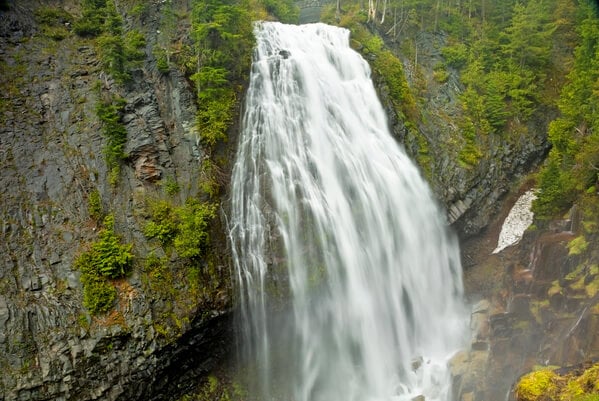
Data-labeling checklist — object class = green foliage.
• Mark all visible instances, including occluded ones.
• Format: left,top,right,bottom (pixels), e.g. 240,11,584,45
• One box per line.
88,189,103,221
441,43,468,69
98,34,128,82
91,215,133,278
260,0,299,23
123,30,146,68
178,375,246,401
199,159,221,198
174,199,217,258
154,47,170,73
74,0,145,82
568,235,589,256
533,155,577,218
144,199,217,259
432,63,449,83
73,0,109,37
534,3,599,220
96,94,127,184
87,215,133,278
574,395,599,401
81,274,117,315
190,0,255,148
458,117,483,167
76,214,132,314
515,363,599,401
34,6,73,40
163,177,180,196
143,200,178,244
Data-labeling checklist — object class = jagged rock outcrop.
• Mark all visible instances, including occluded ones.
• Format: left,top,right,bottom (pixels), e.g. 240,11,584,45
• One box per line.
0,1,231,400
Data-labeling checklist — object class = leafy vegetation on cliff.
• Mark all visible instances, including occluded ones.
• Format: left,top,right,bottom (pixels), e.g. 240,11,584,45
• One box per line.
74,0,145,83
327,0,575,172
144,199,217,259
96,93,128,186
534,2,599,225
76,215,133,314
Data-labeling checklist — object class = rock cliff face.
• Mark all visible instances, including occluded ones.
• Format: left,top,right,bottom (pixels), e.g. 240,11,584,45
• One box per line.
1,2,593,401
375,31,552,237
449,193,599,401
0,1,232,400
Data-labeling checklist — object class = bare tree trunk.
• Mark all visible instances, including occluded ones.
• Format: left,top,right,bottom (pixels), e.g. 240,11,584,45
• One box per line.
367,0,376,22
336,0,341,21
434,0,440,31
414,41,418,68
393,6,397,38
481,0,485,23
380,0,387,24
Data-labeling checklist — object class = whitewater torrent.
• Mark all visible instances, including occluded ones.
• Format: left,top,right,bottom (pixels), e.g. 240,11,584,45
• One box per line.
229,22,466,401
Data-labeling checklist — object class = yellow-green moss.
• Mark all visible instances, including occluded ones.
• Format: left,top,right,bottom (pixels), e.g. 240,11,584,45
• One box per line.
515,364,599,401
515,369,559,401
568,236,589,256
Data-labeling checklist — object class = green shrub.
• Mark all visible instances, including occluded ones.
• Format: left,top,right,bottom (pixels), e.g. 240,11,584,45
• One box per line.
533,155,577,218
35,6,73,41
88,189,103,221
173,200,216,258
73,0,108,37
144,199,216,259
190,0,254,149
75,215,131,314
199,159,220,198
163,177,180,196
35,6,73,26
90,215,133,278
144,200,178,244
441,43,468,69
124,30,146,67
154,47,170,73
433,63,450,83
98,34,129,82
81,274,117,314
96,94,127,184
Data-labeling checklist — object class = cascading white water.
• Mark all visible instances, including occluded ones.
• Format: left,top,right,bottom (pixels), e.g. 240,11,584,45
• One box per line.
229,21,467,401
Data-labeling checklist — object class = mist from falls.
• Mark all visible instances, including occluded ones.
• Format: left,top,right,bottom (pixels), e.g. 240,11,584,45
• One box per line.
229,21,467,401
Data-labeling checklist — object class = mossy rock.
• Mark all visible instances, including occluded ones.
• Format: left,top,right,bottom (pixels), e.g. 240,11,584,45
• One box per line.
514,363,599,401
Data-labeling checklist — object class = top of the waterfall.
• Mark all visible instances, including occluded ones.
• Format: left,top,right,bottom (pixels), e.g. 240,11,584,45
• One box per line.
253,21,351,58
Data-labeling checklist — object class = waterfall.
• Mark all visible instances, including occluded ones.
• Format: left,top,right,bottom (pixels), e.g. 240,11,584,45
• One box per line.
229,21,466,401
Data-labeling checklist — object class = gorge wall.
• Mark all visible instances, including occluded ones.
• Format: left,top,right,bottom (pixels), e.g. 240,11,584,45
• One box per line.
1,0,598,400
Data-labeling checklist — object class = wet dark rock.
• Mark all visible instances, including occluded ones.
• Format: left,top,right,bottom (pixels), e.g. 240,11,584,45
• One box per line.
0,1,230,400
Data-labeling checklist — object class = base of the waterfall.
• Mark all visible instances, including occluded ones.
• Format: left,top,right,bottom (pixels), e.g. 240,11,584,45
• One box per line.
388,355,457,401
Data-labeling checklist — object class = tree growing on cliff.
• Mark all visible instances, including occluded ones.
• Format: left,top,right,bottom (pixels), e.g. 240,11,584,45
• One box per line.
76,215,133,314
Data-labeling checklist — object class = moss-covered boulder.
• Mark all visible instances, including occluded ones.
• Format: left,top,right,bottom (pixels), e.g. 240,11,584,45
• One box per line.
514,363,599,401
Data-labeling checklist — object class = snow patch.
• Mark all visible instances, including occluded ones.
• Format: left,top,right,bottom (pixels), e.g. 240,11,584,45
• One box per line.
493,189,537,254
